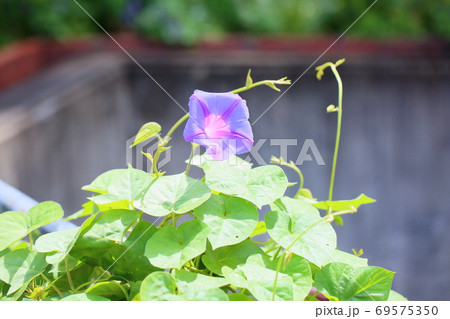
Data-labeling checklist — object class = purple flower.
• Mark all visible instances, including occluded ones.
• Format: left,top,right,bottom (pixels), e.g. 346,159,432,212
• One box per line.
183,90,254,160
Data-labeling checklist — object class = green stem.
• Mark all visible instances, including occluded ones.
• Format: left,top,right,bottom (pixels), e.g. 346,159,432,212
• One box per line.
272,246,283,261
185,143,198,175
41,274,63,299
328,66,343,202
264,245,281,254
195,256,201,269
172,212,176,227
158,214,172,229
166,113,190,139
152,148,162,176
65,257,75,293
153,113,190,175
272,252,285,301
231,80,283,94
29,233,33,250
290,164,305,197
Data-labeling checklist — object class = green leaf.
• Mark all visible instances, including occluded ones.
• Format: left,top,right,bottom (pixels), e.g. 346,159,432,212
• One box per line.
268,254,312,301
202,240,264,275
65,201,98,221
140,270,228,301
88,196,130,210
0,202,63,252
131,122,161,148
312,194,375,211
314,263,395,301
0,283,28,301
331,249,368,268
0,211,29,251
388,290,408,301
82,169,128,194
228,293,254,301
68,217,156,282
222,254,311,301
173,269,228,293
0,250,47,294
180,287,229,301
205,165,288,208
85,281,127,301
194,195,258,249
46,263,96,298
265,197,337,267
145,220,210,269
75,210,140,249
124,221,158,255
35,227,80,264
27,201,64,232
140,271,228,301
222,255,294,301
136,173,211,217
140,272,178,301
250,221,267,238
129,281,142,301
60,293,110,301
90,168,154,205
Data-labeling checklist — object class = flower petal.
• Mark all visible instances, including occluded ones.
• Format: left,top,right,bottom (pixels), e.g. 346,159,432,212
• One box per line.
184,90,254,160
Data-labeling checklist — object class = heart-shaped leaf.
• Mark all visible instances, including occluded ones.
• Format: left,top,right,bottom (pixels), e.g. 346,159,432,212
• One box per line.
0,250,47,294
140,271,228,301
0,212,29,251
131,122,161,148
202,240,264,275
194,195,258,249
82,169,127,194
145,220,210,269
173,269,228,292
140,272,178,301
314,263,394,301
265,197,337,267
222,255,294,301
85,281,127,301
0,201,63,252
36,214,98,264
89,168,154,205
137,173,211,217
27,201,64,232
272,254,312,301
75,210,140,249
35,228,80,264
205,165,288,208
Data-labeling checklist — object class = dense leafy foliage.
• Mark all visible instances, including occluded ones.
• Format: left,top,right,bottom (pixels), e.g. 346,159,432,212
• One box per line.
1,0,448,46
0,63,406,301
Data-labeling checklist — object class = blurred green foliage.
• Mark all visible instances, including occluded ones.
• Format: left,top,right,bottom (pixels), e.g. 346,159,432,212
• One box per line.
1,0,449,47
0,0,127,46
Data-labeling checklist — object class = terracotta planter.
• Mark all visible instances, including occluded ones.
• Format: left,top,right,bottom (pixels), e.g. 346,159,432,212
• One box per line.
0,33,447,90
0,38,96,90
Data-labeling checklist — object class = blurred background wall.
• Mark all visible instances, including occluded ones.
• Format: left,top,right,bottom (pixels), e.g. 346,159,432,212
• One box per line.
0,0,449,300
